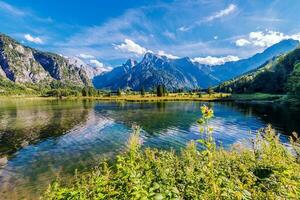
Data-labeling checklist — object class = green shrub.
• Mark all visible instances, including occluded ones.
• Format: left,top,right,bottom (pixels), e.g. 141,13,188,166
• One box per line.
46,89,80,97
44,107,300,200
140,87,145,96
117,88,122,96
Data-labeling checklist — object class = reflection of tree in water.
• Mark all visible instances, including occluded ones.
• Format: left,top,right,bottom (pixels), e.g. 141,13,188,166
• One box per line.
94,101,201,134
0,100,92,156
95,101,300,137
219,102,300,135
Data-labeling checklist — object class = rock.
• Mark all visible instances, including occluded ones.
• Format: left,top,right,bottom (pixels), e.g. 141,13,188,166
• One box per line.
0,33,90,87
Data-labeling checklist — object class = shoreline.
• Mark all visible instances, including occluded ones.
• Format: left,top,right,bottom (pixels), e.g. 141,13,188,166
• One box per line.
0,93,287,103
0,93,231,102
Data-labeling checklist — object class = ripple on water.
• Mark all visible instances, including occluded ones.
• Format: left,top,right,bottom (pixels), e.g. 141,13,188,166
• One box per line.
0,100,298,199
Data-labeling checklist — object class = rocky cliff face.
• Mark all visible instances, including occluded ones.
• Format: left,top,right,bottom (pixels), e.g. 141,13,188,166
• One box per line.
93,40,299,91
93,58,138,89
67,57,109,79
0,34,90,87
93,53,218,90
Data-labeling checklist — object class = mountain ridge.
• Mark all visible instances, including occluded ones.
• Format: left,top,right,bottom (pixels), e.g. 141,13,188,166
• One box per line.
215,46,300,94
0,33,90,88
93,52,219,90
211,39,300,82
1,33,299,93
67,56,109,79
93,39,299,90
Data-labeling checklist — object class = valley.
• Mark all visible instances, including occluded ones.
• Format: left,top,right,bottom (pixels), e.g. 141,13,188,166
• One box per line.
1,1,300,199
1,33,300,107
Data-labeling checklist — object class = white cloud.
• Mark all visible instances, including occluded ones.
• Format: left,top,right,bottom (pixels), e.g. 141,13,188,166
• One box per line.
115,39,149,55
115,39,179,59
89,59,104,68
178,4,237,32
0,1,52,23
214,36,218,40
178,26,190,32
205,4,237,22
0,1,25,16
235,39,251,47
157,50,179,59
246,16,284,23
24,34,43,44
192,55,240,65
163,31,176,39
89,59,113,73
105,66,113,70
78,53,95,59
235,30,300,48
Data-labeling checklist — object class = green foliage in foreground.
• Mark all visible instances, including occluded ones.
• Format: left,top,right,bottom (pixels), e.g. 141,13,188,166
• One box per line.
45,106,300,199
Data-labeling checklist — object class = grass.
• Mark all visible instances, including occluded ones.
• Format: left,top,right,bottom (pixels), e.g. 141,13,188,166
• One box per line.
279,95,300,107
229,93,284,101
2,92,295,106
0,92,231,102
44,106,300,200
83,93,231,102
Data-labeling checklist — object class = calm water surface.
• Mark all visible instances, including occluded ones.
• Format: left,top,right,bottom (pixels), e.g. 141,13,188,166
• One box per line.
0,99,299,199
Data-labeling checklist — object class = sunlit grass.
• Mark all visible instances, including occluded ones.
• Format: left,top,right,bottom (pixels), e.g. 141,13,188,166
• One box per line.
85,92,231,102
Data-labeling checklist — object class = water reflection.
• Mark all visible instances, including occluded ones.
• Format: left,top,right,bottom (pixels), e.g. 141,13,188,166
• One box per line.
0,99,92,156
220,102,300,135
0,100,299,199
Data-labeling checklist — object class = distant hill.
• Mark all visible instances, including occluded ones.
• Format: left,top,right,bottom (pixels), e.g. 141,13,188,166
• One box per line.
93,39,299,91
0,33,90,93
1,32,299,93
215,46,300,95
210,39,300,82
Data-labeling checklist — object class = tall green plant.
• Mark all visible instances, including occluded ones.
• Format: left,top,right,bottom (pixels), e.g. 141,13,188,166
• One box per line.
44,106,300,200
197,105,215,150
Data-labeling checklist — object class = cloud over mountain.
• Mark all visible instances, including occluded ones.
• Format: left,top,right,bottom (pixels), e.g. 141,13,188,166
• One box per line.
78,53,95,59
236,31,300,47
89,59,104,68
24,34,43,44
115,39,149,55
157,50,179,59
192,55,240,65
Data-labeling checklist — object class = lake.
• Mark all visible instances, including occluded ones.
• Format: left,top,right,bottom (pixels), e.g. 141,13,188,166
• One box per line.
0,99,299,199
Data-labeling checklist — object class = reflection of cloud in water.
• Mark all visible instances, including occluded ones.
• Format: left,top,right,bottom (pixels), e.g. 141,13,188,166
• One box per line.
0,111,131,199
57,112,114,145
0,100,92,156
0,100,296,199
141,126,191,150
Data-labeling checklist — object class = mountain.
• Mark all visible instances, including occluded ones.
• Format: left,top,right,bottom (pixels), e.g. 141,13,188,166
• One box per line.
215,46,300,94
211,39,300,82
2,31,296,93
93,53,219,91
93,39,299,91
93,58,138,89
0,33,90,88
67,57,110,79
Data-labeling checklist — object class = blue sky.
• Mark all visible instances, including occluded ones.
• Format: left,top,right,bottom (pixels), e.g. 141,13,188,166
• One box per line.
1,0,300,68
